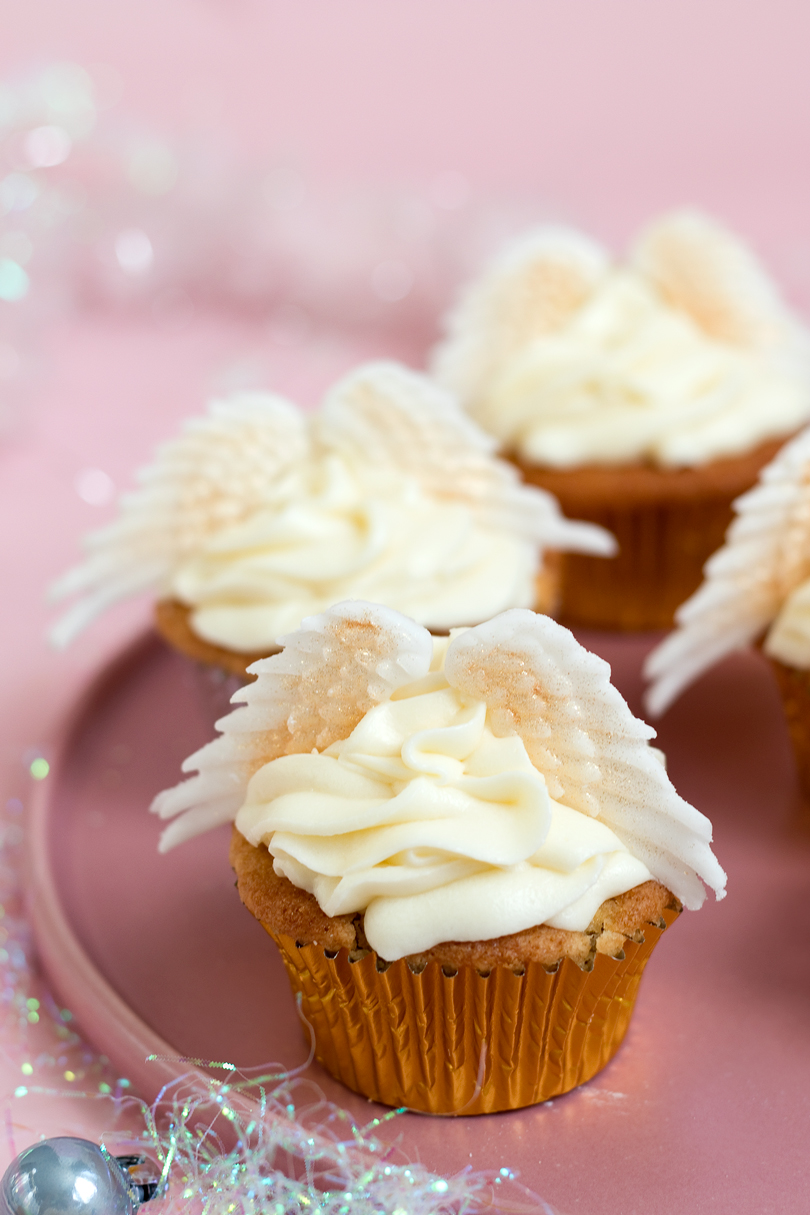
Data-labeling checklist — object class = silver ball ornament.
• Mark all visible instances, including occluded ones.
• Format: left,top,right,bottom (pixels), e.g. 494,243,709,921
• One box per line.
0,1137,145,1215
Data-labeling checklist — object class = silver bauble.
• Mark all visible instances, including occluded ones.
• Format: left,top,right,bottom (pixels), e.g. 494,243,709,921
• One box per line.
0,1137,138,1215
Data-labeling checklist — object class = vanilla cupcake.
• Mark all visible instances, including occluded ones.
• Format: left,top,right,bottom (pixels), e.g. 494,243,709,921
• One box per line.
153,602,726,1114
644,425,810,799
50,362,613,676
432,212,810,629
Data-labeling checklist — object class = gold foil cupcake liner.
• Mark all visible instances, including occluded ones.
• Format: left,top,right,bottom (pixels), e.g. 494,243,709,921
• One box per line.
557,498,734,631
516,439,785,630
267,907,678,1115
533,495,735,631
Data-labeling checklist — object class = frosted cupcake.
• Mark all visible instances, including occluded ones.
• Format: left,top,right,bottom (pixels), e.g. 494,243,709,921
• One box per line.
153,601,726,1114
644,426,810,798
50,362,613,676
432,211,810,630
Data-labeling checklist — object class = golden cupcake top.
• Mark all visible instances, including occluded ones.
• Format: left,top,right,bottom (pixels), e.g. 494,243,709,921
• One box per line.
645,424,810,713
153,602,726,961
432,211,810,468
49,361,613,653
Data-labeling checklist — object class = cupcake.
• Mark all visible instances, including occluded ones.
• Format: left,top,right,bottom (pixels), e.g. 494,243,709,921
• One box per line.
644,426,810,797
153,601,726,1114
50,362,613,678
432,211,810,630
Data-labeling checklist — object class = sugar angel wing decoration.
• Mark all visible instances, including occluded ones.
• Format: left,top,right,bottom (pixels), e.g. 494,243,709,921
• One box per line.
632,210,805,352
444,610,727,910
50,393,309,647
644,427,810,717
316,361,615,556
151,601,433,851
430,227,610,408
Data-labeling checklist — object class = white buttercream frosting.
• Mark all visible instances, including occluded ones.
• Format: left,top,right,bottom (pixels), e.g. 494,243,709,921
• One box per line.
170,453,539,651
644,425,810,714
50,362,614,652
235,637,653,960
433,212,810,469
153,603,726,960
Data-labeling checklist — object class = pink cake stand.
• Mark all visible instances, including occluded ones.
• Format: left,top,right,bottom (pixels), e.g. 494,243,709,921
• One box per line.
26,628,810,1214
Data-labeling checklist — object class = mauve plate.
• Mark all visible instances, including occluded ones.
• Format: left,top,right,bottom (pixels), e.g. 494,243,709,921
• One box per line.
27,629,810,1214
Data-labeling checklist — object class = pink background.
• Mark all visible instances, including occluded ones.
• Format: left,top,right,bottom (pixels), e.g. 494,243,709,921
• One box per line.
3,2,810,1208
7,0,810,247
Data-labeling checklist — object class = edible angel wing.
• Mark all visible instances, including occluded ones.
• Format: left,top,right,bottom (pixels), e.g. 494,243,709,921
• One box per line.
49,393,308,647
644,427,810,717
431,227,610,407
444,610,726,910
633,210,804,352
151,601,433,851
317,361,614,556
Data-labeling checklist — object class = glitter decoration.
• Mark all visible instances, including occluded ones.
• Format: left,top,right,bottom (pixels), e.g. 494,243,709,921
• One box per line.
29,757,49,780
95,1065,531,1214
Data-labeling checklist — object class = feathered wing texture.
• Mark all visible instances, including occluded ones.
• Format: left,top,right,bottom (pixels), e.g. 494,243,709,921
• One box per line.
430,228,610,407
632,210,802,352
644,427,810,717
49,393,309,647
151,601,433,851
317,361,615,556
445,610,726,910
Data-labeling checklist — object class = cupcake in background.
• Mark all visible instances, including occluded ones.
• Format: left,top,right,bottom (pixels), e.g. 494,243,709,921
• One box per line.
152,601,726,1114
50,361,614,678
432,211,810,630
644,426,810,799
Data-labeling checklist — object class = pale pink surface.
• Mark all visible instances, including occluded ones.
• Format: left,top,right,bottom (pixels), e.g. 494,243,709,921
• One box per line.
30,628,810,1215
2,2,810,1207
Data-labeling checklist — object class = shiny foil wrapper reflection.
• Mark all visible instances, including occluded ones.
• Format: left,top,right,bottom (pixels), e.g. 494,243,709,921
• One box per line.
268,907,679,1116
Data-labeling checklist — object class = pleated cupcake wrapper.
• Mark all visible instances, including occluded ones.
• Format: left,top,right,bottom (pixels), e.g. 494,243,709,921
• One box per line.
553,499,736,631
516,460,744,630
267,907,678,1116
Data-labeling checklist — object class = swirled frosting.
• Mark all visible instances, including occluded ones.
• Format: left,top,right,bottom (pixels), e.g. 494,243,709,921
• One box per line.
235,636,652,960
170,453,540,651
433,213,810,469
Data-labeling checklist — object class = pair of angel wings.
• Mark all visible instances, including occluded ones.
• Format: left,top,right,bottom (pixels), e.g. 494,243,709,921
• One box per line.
432,209,804,408
153,601,726,911
50,361,612,648
644,426,810,716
